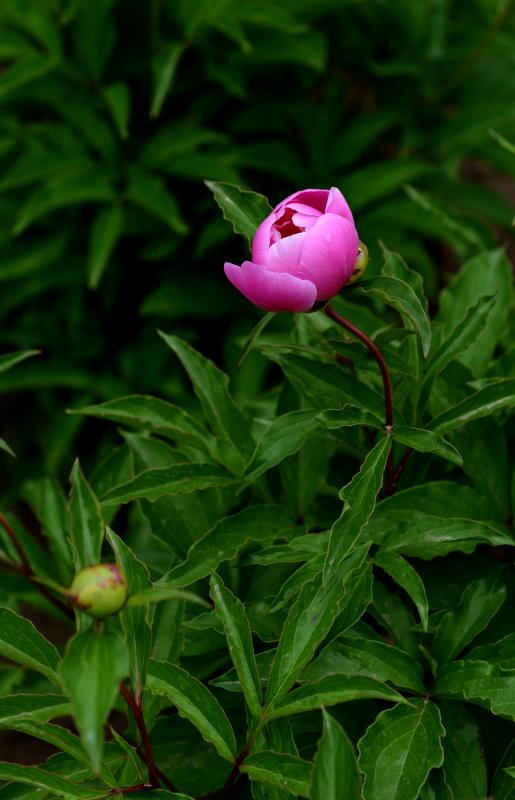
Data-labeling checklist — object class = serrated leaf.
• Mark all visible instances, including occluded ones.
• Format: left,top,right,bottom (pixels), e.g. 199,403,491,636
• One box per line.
0,694,69,725
159,332,255,473
358,700,445,800
210,572,262,716
0,607,60,685
374,551,428,631
434,660,515,720
266,546,370,706
267,674,403,721
346,275,431,356
312,710,360,800
60,627,129,772
205,180,272,245
392,426,462,466
432,575,507,664
158,505,293,588
147,660,236,762
68,459,104,569
101,462,235,506
324,436,391,583
429,379,515,435
87,205,124,289
241,752,312,798
70,395,210,453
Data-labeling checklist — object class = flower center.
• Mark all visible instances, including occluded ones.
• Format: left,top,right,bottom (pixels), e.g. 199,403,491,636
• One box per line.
273,208,302,239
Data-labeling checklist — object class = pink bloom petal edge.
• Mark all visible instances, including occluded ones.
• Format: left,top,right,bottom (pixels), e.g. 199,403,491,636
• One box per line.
224,261,317,312
300,213,359,301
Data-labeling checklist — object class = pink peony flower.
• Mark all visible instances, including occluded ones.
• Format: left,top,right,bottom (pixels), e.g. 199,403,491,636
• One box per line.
224,187,359,312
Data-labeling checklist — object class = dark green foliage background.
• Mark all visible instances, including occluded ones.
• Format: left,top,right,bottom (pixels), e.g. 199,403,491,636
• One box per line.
1,1,515,800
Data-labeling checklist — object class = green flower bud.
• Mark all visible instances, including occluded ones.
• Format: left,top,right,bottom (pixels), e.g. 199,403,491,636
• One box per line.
347,241,369,285
69,564,128,619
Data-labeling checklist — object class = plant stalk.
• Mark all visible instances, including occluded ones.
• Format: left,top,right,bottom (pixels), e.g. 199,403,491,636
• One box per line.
119,681,165,791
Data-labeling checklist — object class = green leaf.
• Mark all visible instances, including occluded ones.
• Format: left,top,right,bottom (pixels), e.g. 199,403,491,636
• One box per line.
358,700,445,800
71,395,210,455
437,249,514,376
158,505,294,588
100,462,236,506
60,626,129,772
6,718,90,769
312,710,360,800
0,349,40,374
432,575,507,664
0,607,60,685
429,379,515,435
267,675,403,721
392,426,462,466
301,635,425,692
266,546,370,706
467,633,515,670
238,312,275,367
245,406,380,483
439,701,487,800
205,180,272,246
68,459,105,569
374,551,429,631
423,295,496,397
434,660,515,720
241,752,312,798
23,476,73,580
87,205,124,289
0,764,103,798
210,572,262,717
346,275,431,357
378,516,512,558
0,694,70,725
126,169,188,234
0,437,15,456
147,660,236,762
102,82,131,139
151,41,185,118
126,587,209,608
106,528,152,700
159,332,255,473
324,436,391,582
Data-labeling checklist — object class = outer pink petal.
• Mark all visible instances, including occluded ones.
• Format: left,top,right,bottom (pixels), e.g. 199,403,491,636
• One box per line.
299,213,359,301
251,211,277,263
224,261,317,312
274,188,329,214
264,231,304,273
325,186,354,223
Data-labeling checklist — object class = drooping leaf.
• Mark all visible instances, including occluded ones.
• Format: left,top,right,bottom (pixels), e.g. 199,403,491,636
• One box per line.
374,551,429,631
434,660,515,720
358,700,445,800
429,379,515,435
0,349,40,374
60,626,129,772
0,764,103,799
0,607,60,685
0,694,69,725
205,181,272,245
391,426,462,466
210,572,262,717
146,660,236,762
312,710,360,800
241,752,312,798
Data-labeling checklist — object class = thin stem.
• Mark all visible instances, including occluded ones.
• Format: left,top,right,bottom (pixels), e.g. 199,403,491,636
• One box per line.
216,741,251,800
119,682,164,790
390,447,414,494
325,304,394,431
133,744,177,794
0,512,74,619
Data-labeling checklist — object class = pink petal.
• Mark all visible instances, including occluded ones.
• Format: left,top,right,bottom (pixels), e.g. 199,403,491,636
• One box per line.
264,231,305,273
325,186,354,223
274,189,329,214
286,202,323,231
252,211,277,263
224,261,317,312
299,213,359,301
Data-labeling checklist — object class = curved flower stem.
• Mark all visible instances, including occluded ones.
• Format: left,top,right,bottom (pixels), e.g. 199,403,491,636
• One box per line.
324,304,394,483
119,681,165,790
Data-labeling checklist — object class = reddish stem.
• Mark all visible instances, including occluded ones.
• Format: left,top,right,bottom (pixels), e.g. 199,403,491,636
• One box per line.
0,512,74,619
216,741,251,800
119,682,166,791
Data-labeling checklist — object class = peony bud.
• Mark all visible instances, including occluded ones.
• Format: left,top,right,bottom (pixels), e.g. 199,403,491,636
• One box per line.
224,187,361,312
69,564,128,619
